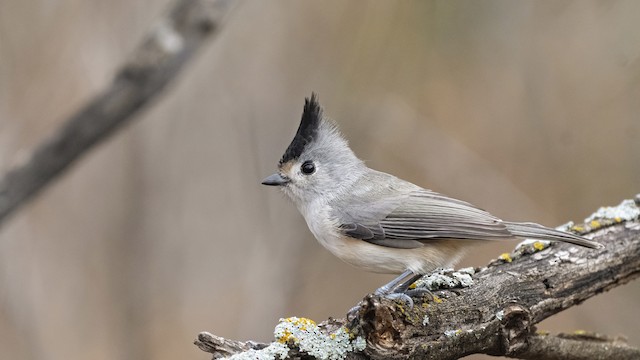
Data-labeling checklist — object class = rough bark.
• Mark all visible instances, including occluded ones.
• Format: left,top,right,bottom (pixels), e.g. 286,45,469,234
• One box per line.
195,196,640,359
0,0,236,226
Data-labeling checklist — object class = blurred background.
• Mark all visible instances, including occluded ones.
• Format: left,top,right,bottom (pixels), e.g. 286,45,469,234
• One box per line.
1,1,639,359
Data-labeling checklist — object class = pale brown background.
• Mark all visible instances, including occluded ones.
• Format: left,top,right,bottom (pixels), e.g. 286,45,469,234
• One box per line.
1,1,639,360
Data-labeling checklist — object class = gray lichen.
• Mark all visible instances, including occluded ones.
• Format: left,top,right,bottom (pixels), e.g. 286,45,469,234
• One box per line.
414,268,475,291
585,198,640,223
227,342,289,360
226,317,366,360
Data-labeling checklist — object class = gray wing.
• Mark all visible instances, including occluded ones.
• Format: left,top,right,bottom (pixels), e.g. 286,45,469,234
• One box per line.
337,189,514,249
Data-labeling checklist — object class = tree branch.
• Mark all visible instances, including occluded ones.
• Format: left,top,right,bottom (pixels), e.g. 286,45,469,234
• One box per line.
517,332,639,360
195,196,640,359
195,332,267,359
0,0,237,226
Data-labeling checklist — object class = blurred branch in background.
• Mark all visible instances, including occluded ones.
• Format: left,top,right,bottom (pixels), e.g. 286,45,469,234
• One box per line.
0,0,236,226
196,196,640,360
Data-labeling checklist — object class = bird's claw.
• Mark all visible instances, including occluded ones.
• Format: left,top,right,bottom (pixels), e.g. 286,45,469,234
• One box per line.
347,291,418,322
404,287,434,300
383,292,414,309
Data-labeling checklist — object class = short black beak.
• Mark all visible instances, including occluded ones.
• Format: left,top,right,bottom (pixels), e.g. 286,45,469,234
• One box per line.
261,173,289,186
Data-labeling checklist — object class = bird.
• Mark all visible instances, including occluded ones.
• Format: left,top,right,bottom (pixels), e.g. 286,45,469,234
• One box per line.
262,93,602,299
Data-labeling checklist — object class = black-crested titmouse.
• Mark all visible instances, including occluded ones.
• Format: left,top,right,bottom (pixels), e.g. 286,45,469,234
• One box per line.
262,94,602,296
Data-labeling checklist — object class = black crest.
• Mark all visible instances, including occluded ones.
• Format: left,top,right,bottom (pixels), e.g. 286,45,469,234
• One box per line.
279,93,323,165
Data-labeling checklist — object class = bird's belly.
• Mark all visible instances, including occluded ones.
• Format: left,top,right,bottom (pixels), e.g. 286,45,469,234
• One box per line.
313,231,468,275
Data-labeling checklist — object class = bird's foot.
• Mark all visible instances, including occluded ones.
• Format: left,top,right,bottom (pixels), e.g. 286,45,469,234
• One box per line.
383,292,414,308
404,287,434,300
347,271,429,321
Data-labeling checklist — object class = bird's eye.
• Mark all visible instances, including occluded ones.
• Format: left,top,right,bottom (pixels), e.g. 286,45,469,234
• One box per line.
301,161,315,175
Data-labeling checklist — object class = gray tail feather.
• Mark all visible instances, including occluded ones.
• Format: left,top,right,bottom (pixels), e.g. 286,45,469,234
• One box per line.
504,222,603,249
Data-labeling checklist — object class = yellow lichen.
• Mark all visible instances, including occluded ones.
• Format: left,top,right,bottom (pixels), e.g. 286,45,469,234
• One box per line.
277,329,294,344
499,253,512,263
574,329,587,335
536,330,549,336
276,317,317,344
346,328,356,340
433,295,443,304
397,303,406,315
286,317,315,327
589,220,601,229
571,225,585,233
533,241,546,251
408,283,417,289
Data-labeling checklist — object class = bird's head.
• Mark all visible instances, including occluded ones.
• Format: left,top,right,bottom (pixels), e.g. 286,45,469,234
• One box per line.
262,94,365,207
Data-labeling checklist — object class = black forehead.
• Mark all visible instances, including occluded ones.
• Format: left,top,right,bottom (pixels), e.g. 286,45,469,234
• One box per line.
279,93,323,165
